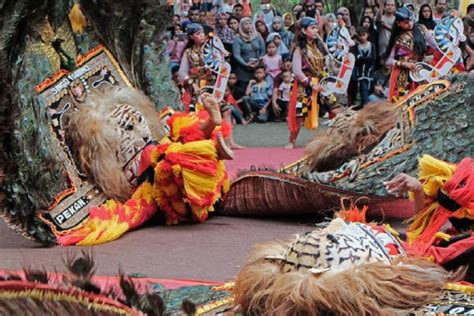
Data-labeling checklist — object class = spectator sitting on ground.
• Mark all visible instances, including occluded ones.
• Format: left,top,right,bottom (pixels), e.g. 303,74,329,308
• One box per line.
368,58,391,102
271,54,293,122
228,16,240,33
269,16,295,51
241,66,272,123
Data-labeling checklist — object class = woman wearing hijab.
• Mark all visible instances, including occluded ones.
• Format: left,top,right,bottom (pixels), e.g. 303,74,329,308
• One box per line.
215,12,235,52
232,17,266,99
255,19,270,42
360,15,379,54
270,16,295,52
283,12,295,30
418,4,436,30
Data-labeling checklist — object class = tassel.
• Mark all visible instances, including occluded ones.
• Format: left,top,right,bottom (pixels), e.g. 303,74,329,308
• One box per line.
68,3,87,34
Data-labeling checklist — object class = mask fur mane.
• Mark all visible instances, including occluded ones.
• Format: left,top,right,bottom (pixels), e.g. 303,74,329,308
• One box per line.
64,87,166,202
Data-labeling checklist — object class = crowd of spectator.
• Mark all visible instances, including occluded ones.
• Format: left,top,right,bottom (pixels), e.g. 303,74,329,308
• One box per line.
165,0,474,144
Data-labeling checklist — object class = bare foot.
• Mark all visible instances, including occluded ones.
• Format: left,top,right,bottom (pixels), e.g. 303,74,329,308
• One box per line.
230,143,246,150
241,119,249,125
216,132,234,160
201,93,222,125
284,142,295,149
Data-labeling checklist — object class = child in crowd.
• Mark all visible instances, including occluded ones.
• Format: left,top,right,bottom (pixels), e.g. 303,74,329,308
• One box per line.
240,66,272,123
266,33,289,58
262,39,282,89
276,70,292,121
368,58,391,102
352,26,377,107
271,55,292,121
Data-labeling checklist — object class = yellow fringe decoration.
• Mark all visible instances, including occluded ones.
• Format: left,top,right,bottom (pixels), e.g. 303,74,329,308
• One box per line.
434,232,451,241
444,282,474,294
68,3,87,34
406,155,456,243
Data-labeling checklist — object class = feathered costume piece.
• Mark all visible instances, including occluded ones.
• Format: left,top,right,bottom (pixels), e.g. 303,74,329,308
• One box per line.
305,102,398,172
58,87,230,246
234,218,450,315
404,155,474,269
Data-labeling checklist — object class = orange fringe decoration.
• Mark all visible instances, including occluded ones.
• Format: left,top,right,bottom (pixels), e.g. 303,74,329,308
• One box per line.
338,205,368,223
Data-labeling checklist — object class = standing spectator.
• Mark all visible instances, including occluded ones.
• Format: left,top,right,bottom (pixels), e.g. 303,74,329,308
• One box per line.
303,0,317,18
275,70,292,121
172,15,182,27
233,3,244,20
228,16,240,33
352,26,377,107
187,7,201,23
262,39,283,88
363,6,375,20
241,66,272,123
418,4,436,30
283,13,295,30
315,0,324,15
337,7,356,37
216,12,235,52
232,17,266,99
165,26,187,70
270,16,295,52
324,13,337,36
255,19,270,41
376,0,396,58
433,0,447,23
260,1,279,25
360,16,379,53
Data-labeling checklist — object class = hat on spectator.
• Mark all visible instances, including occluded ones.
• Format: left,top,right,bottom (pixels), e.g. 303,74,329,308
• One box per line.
300,17,318,28
186,23,204,35
395,7,414,21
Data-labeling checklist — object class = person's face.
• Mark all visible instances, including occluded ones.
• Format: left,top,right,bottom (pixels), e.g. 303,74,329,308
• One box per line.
199,12,207,23
206,12,215,25
217,15,227,26
362,18,371,28
435,0,446,13
302,24,318,40
422,6,431,19
315,2,323,13
364,8,374,18
267,42,277,55
385,0,396,14
469,8,474,18
233,6,243,18
282,72,292,83
242,20,252,32
358,32,368,42
189,10,199,22
256,22,266,33
255,69,265,80
397,19,414,30
191,30,206,45
283,60,292,71
274,37,282,46
366,0,375,6
272,19,282,31
293,5,303,16
172,16,181,26
229,74,238,85
261,3,272,13
338,9,350,23
284,15,293,27
229,19,239,31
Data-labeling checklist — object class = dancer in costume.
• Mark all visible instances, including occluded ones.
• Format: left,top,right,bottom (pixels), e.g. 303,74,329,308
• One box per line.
386,7,436,102
58,87,233,246
178,23,215,112
286,17,328,149
385,155,473,279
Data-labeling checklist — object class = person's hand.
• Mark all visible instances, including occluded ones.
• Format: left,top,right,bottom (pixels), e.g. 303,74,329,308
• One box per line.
248,79,256,86
384,173,423,197
272,102,281,115
374,84,383,94
311,83,325,93
404,62,417,71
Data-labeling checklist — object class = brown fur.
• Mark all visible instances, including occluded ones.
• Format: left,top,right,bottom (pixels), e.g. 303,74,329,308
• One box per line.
64,87,166,201
234,240,450,315
305,102,398,172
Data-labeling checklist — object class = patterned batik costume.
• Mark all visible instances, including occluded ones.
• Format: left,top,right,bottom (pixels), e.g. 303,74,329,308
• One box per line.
288,41,326,133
